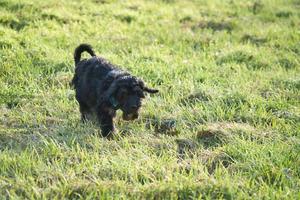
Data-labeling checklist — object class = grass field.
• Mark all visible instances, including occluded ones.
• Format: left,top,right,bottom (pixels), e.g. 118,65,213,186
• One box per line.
0,0,300,199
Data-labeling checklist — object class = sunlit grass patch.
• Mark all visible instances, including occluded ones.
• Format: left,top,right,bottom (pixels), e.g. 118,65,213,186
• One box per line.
0,0,299,198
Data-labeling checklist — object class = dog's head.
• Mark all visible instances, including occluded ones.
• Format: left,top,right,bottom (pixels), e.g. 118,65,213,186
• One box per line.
106,75,158,120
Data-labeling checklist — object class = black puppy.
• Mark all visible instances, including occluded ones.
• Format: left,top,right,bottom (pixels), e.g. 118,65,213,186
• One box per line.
71,44,158,137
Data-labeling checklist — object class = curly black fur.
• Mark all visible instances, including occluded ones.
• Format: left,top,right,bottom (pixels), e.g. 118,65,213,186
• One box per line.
71,44,158,137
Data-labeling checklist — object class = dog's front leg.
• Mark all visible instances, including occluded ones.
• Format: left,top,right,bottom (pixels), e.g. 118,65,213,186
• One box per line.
96,108,115,137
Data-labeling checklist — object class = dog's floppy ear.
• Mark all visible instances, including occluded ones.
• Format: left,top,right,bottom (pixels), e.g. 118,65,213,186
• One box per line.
103,72,128,100
100,79,121,108
138,79,159,94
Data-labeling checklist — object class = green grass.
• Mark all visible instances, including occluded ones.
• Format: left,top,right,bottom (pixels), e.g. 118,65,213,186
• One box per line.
0,0,299,199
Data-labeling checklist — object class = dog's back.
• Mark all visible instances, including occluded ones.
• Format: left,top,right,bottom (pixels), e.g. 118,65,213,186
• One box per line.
71,44,118,107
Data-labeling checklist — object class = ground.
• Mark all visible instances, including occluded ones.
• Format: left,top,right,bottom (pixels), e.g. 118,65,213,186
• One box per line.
0,0,299,199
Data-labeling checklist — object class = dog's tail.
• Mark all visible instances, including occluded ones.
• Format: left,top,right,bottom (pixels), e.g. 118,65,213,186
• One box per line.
74,43,96,65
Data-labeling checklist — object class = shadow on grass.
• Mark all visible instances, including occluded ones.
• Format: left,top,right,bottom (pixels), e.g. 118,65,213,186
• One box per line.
192,20,235,33
216,51,269,70
180,90,211,106
0,121,102,152
241,34,267,46
143,115,179,136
